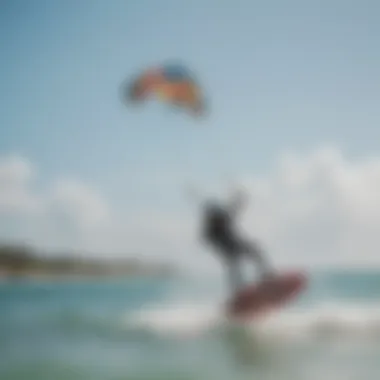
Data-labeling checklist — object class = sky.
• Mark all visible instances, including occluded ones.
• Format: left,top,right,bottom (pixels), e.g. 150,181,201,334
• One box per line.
0,0,380,272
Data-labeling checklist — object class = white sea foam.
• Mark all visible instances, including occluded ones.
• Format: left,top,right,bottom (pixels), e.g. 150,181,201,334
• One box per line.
125,299,380,341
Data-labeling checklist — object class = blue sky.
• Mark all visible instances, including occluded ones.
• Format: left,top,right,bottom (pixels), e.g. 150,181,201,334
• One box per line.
1,0,380,266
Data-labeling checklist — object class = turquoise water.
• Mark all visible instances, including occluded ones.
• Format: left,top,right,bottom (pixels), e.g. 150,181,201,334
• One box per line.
1,271,380,380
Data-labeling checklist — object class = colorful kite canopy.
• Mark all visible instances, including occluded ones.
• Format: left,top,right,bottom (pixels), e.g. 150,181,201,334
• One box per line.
122,63,206,117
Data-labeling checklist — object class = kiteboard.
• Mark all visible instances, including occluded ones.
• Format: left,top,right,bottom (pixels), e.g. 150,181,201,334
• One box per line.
225,270,307,321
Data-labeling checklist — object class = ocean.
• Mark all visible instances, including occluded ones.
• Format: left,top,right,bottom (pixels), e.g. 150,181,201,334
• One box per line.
1,270,380,380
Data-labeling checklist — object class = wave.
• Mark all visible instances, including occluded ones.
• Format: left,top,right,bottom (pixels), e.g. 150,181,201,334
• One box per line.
123,300,380,341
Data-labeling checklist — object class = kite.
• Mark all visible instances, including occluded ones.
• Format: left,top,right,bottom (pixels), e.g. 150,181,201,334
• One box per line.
122,63,206,117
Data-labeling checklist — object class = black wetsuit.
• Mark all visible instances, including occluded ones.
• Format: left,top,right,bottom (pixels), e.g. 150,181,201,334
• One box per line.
201,200,272,296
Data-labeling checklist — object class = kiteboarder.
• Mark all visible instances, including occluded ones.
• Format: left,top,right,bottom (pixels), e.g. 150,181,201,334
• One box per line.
190,187,275,297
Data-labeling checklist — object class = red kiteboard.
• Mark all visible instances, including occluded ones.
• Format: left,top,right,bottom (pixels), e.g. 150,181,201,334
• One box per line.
226,270,307,320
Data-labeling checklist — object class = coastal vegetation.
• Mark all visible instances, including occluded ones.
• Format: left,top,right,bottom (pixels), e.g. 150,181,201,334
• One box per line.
0,243,175,279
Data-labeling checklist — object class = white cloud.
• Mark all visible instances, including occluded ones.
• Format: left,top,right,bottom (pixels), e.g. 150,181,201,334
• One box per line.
50,179,110,230
0,155,40,213
240,145,380,268
0,146,380,269
0,154,187,260
0,155,111,254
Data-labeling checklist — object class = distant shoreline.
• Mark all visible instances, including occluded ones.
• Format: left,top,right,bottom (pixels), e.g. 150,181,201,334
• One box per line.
0,272,175,284
0,243,176,282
